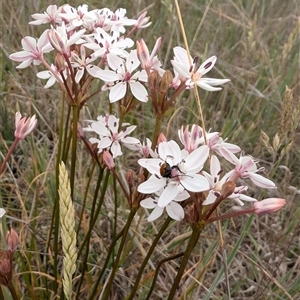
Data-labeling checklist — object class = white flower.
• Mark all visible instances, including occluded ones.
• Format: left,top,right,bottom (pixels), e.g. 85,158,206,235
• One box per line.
83,115,140,158
96,50,148,102
223,150,277,189
29,5,63,25
140,189,186,222
84,27,133,59
9,30,53,69
138,140,210,207
171,47,230,91
202,155,257,206
71,45,100,82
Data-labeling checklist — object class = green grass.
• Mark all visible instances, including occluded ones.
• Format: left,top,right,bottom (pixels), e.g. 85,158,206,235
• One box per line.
0,0,299,299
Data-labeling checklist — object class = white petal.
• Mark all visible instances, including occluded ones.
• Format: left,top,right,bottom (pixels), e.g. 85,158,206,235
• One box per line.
181,174,209,192
196,56,217,75
129,81,148,102
138,158,161,174
140,198,157,209
107,52,124,72
148,206,164,222
166,202,184,220
138,175,166,193
97,69,120,81
248,173,276,189
184,145,209,173
158,184,179,207
109,83,126,102
111,141,122,158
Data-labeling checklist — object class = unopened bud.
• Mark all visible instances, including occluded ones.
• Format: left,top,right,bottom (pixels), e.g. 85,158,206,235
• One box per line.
159,70,173,93
6,228,19,252
103,150,115,169
54,53,66,72
157,133,167,144
254,198,286,215
125,169,135,186
0,251,13,286
221,181,236,198
148,70,158,90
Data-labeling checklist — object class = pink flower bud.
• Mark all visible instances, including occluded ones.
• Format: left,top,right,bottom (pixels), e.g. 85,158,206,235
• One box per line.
135,11,151,29
6,228,19,252
103,150,115,170
14,112,37,140
157,133,167,144
254,198,286,215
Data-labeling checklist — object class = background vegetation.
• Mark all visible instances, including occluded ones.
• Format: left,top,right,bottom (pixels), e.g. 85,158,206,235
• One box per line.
0,0,299,299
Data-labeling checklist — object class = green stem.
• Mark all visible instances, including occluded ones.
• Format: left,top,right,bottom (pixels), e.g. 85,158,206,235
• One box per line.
46,94,66,294
76,161,97,236
75,168,104,298
167,225,203,300
69,105,79,199
145,252,184,300
151,117,162,150
77,169,107,258
101,209,137,300
126,217,172,300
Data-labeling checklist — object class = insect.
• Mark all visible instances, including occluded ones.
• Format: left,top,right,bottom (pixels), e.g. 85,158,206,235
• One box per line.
159,162,183,178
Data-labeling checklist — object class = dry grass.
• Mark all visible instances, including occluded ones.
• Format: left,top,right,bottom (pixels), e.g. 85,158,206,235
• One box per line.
0,0,299,299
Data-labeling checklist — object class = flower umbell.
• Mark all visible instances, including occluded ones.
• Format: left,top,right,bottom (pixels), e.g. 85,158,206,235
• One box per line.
138,140,210,207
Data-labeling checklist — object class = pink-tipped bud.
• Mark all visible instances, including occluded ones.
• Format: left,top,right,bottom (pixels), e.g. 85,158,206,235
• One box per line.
6,228,19,252
135,11,151,29
254,198,286,215
136,39,149,69
0,251,13,286
157,133,167,144
14,112,38,140
125,169,135,186
103,150,115,170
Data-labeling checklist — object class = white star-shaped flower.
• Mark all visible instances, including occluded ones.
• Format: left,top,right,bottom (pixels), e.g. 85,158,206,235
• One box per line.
138,140,210,207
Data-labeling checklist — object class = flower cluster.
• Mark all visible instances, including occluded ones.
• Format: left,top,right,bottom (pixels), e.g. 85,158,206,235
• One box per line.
138,126,277,222
9,4,230,103
8,4,286,226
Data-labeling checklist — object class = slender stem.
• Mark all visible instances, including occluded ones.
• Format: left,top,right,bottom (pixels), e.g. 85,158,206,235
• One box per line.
0,139,19,175
7,284,19,300
69,105,79,199
101,209,137,300
126,217,172,300
88,228,125,299
151,117,162,151
167,225,203,300
75,168,104,298
77,169,107,258
145,252,184,300
76,161,97,236
46,95,66,294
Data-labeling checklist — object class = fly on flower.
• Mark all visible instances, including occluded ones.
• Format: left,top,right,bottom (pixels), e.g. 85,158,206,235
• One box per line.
158,156,187,179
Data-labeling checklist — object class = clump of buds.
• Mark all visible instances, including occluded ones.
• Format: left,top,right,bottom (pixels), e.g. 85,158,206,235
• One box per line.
0,228,19,287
